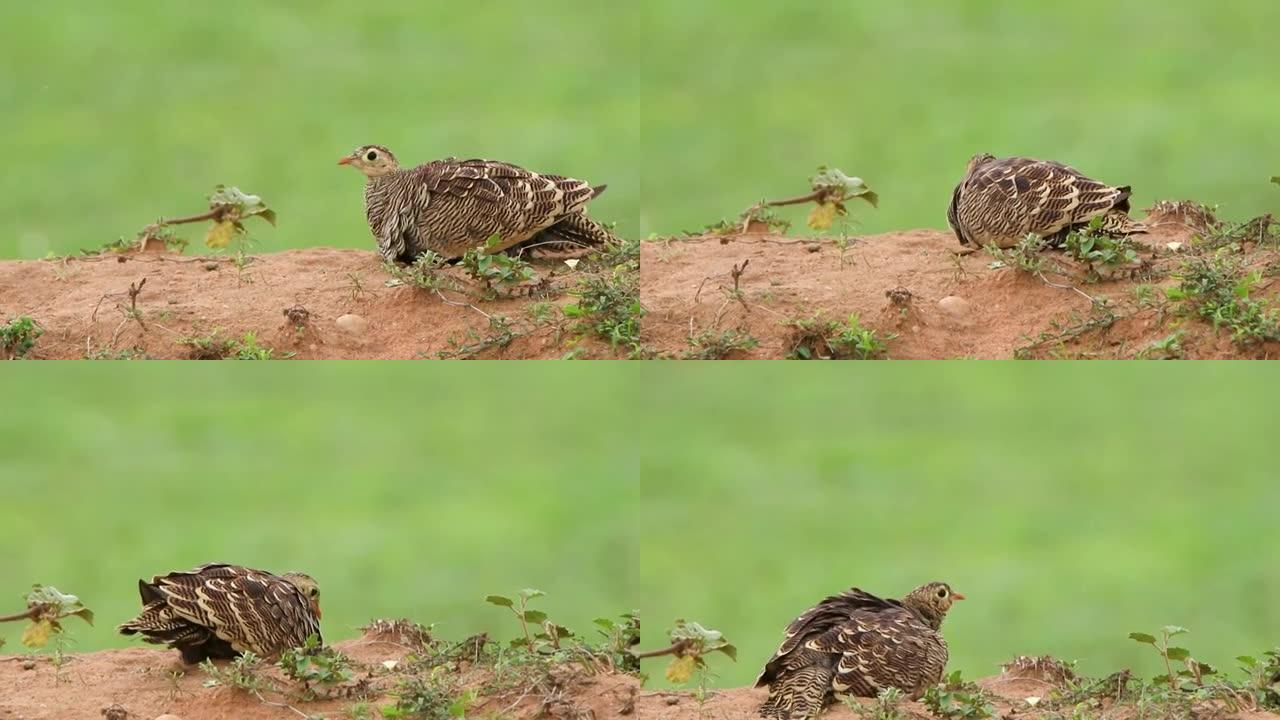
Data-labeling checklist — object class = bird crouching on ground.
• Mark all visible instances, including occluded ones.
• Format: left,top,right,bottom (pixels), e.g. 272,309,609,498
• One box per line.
757,582,964,719
338,145,616,263
118,563,322,664
948,154,1148,250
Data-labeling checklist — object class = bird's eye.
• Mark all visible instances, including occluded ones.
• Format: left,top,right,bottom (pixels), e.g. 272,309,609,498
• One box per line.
937,588,948,598
366,151,378,161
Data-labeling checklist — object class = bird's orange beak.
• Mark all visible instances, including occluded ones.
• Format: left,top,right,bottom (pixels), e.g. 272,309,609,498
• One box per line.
952,593,966,601
336,156,352,166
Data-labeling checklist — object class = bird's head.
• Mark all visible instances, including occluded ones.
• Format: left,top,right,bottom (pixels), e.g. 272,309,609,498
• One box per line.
338,145,401,178
902,581,964,629
965,153,997,175
283,572,322,620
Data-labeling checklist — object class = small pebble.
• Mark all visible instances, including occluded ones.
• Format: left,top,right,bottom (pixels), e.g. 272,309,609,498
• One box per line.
155,715,183,720
20,660,35,670
336,313,369,336
937,295,971,319
203,262,219,271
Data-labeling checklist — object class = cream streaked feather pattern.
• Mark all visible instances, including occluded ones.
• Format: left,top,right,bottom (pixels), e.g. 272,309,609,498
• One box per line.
118,563,321,664
340,145,614,262
757,583,962,719
948,154,1147,249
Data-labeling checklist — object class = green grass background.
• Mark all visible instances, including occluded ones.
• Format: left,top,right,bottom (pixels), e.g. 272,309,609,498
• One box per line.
638,366,1280,688
0,3,641,259
639,1,1280,236
4,3,1278,259
0,366,638,653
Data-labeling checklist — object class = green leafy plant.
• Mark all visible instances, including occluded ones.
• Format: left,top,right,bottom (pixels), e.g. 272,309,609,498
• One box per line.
593,611,641,673
731,166,878,234
486,588,574,653
1166,254,1280,346
1129,626,1216,691
277,634,354,700
563,238,642,353
385,251,456,292
922,670,995,719
1063,225,1139,280
0,585,94,650
461,237,536,298
846,686,905,720
985,235,1049,274
1,316,43,359
1236,649,1280,710
785,314,892,360
381,670,475,720
683,328,759,359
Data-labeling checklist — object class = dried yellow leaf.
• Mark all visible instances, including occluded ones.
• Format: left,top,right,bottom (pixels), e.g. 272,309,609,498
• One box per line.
22,619,53,648
205,220,236,249
665,654,697,684
807,202,837,231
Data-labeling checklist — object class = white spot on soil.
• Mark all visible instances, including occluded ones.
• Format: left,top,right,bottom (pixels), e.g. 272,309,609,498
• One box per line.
336,314,369,336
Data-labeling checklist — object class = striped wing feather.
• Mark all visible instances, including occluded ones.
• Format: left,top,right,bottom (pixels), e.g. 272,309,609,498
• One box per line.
366,158,602,261
813,606,947,698
123,564,319,658
950,156,1140,248
756,588,897,687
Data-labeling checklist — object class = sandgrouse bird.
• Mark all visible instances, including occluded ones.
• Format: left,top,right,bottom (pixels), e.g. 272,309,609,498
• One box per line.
756,582,964,719
948,154,1148,249
118,563,322,664
338,145,615,262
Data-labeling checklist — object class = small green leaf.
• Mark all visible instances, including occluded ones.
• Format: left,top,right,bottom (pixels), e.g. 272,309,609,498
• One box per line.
1271,176,1279,186
1166,647,1191,661
717,643,738,662
485,595,514,608
1129,632,1157,645
522,610,548,625
1163,626,1189,637
519,588,545,601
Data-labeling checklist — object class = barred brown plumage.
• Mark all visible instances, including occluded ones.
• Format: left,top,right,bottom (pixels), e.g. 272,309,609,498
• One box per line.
338,144,615,262
117,563,322,664
948,154,1148,249
756,582,963,719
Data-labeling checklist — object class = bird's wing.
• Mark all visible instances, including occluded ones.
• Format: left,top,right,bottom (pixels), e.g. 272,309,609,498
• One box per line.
152,565,317,655
755,588,897,687
413,158,599,242
968,157,1129,237
811,606,939,695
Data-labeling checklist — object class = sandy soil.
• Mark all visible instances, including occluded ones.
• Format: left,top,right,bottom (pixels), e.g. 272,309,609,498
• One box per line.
0,247,623,360
641,208,1280,359
0,634,638,720
639,672,1280,719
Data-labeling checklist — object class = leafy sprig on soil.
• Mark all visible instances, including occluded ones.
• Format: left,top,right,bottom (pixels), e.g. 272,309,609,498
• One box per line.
1,316,43,359
846,687,906,720
922,670,995,719
563,237,642,353
0,585,94,650
727,166,878,235
461,237,537,299
1166,253,1280,346
785,313,892,359
137,185,276,252
278,634,355,700
1130,626,1218,691
634,619,736,685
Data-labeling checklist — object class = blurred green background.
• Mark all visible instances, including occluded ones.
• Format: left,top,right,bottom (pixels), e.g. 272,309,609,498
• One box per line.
0,3,640,259
5,3,1278,259
639,1,1280,235
638,366,1280,687
0,366,637,652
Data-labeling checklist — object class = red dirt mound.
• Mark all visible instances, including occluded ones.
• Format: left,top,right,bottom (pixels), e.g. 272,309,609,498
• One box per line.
0,247,624,359
639,675,1280,719
641,209,1280,359
0,636,639,719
